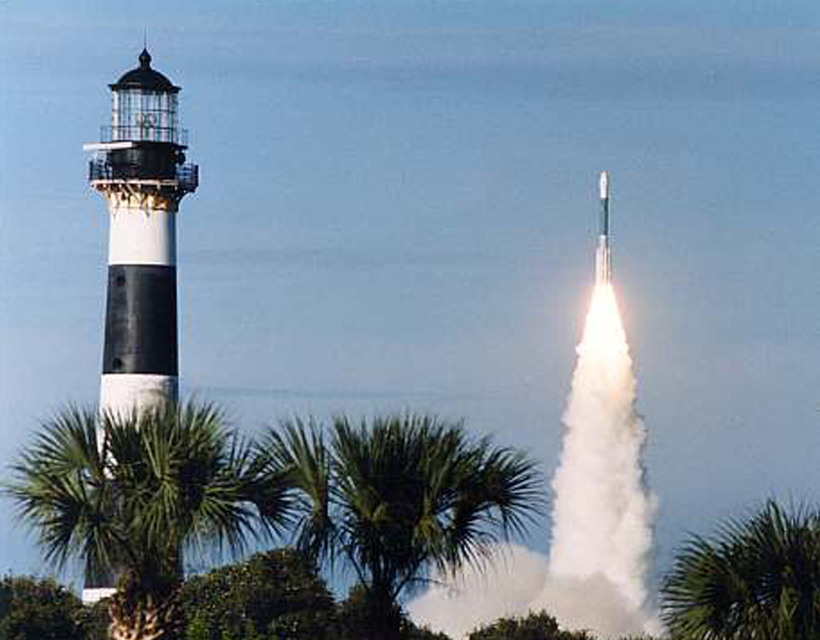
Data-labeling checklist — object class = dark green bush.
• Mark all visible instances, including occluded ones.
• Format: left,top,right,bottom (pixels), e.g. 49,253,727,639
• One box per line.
0,575,84,640
75,597,113,640
468,611,595,640
337,584,450,640
179,548,337,640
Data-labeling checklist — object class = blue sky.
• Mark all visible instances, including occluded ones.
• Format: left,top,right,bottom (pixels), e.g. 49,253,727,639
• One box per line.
1,0,819,588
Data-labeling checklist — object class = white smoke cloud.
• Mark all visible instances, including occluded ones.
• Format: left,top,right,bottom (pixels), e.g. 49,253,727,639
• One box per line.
408,544,661,639
409,285,660,639
408,543,662,638
408,544,549,639
532,573,661,638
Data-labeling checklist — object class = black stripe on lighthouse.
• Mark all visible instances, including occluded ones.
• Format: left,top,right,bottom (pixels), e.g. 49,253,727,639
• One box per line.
103,265,178,375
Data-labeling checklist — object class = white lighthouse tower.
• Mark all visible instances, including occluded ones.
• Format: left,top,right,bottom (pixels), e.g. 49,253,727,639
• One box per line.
82,49,198,602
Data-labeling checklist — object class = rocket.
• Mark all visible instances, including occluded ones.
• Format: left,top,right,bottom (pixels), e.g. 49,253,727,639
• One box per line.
595,171,612,284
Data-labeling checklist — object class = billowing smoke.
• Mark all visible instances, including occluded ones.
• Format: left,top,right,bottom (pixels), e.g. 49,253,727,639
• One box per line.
408,543,549,639
541,283,658,632
409,284,659,638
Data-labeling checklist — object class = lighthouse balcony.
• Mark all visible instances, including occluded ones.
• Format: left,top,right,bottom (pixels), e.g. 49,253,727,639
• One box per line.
176,164,199,191
89,158,199,192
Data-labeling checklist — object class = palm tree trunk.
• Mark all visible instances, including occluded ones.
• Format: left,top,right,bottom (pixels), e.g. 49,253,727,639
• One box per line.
109,592,177,640
365,586,402,640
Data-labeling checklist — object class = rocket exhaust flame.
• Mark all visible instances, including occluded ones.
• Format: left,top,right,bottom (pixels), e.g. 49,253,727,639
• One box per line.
408,174,659,639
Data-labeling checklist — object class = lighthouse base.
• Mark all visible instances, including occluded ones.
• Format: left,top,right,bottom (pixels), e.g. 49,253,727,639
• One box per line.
82,586,117,605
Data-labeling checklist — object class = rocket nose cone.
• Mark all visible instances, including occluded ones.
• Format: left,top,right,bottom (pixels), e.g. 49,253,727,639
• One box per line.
599,171,609,199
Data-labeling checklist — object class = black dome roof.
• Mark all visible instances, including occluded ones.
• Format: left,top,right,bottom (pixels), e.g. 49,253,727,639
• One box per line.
110,49,180,93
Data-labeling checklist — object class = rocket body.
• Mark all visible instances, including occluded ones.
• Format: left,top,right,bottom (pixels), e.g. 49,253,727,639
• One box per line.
595,171,611,285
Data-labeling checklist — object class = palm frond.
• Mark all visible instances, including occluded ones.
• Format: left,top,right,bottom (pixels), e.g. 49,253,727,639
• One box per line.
262,412,545,608
6,401,292,592
661,500,820,640
260,418,334,563
4,407,116,573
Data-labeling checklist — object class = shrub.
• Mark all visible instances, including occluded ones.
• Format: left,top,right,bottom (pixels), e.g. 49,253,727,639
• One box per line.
179,548,337,640
468,611,595,640
75,597,114,640
0,575,83,640
338,585,451,640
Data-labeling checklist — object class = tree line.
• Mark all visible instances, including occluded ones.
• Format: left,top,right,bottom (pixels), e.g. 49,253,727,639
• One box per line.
3,402,819,639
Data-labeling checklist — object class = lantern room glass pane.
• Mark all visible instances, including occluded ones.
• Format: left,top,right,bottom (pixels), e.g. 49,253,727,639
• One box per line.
111,89,179,143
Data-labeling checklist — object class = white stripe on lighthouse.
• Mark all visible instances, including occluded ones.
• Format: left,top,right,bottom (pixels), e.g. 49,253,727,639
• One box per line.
100,373,178,417
108,203,177,266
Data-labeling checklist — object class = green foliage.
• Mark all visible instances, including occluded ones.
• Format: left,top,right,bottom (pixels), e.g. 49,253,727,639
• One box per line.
184,614,210,640
405,626,453,640
338,585,451,640
74,597,112,640
0,575,83,640
263,414,544,639
5,402,292,639
337,583,402,639
467,611,595,640
661,500,820,640
179,548,337,640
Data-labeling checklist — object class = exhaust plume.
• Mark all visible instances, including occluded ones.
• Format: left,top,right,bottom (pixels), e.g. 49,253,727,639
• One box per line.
533,282,659,635
409,283,659,638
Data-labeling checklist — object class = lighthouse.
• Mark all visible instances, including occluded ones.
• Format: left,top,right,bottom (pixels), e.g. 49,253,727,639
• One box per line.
82,49,198,602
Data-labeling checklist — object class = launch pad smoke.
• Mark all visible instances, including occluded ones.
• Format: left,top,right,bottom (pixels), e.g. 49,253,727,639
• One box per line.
410,197,659,637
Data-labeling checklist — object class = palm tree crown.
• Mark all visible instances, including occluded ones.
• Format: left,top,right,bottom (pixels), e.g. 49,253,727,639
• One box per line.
6,402,291,639
661,500,820,640
263,414,544,639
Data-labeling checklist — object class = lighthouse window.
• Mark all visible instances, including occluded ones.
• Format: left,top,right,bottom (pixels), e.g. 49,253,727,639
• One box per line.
111,89,179,144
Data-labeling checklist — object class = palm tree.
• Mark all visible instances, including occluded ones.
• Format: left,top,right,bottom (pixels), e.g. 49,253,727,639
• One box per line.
263,414,544,640
661,500,820,640
6,402,291,640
